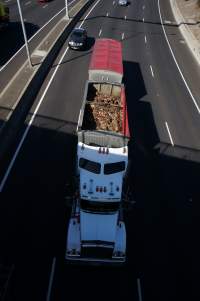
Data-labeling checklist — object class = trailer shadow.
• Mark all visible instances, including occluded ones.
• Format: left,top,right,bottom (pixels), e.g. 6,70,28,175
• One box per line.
123,60,196,301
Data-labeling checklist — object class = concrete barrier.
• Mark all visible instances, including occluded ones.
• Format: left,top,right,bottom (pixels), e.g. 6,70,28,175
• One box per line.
170,0,200,65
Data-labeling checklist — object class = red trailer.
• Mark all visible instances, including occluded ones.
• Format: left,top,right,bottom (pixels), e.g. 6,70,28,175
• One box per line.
89,38,123,84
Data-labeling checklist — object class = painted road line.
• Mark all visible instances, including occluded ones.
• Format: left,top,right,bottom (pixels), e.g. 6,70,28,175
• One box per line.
106,12,109,17
143,17,144,22
113,0,115,4
79,0,101,28
0,0,77,72
46,257,56,301
150,65,154,78
124,15,126,20
165,122,174,146
142,5,145,10
137,278,143,301
122,33,124,40
0,0,102,192
145,35,147,43
158,0,200,114
25,1,31,5
99,28,102,36
43,4,48,8
164,20,172,24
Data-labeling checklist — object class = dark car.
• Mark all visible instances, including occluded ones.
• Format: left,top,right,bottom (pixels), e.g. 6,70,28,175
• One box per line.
68,28,87,50
118,0,128,6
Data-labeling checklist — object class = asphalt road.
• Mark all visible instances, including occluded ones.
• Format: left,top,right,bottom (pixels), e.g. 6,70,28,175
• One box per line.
0,0,197,300
0,0,78,68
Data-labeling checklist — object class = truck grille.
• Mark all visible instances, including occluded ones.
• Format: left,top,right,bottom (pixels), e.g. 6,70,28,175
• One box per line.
81,246,113,259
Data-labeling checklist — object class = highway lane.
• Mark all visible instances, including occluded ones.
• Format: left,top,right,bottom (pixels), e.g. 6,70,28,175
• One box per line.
0,0,78,68
159,0,200,107
142,0,200,150
0,0,197,300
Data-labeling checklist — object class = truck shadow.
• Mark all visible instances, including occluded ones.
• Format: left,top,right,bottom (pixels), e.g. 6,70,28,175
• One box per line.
123,60,197,301
0,60,198,300
0,22,39,67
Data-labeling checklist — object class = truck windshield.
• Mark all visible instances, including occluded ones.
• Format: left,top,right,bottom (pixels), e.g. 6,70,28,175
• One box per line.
104,161,125,174
80,199,120,213
79,158,101,174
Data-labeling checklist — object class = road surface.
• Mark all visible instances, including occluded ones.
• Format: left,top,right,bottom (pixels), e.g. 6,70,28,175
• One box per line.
0,0,197,300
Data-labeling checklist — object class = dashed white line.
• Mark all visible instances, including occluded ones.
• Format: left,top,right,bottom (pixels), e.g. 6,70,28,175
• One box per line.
0,0,102,191
99,28,102,36
150,65,154,78
124,15,127,20
145,35,147,43
137,278,143,301
142,5,145,10
106,12,109,17
122,32,124,40
142,17,144,22
158,0,200,114
43,4,48,8
165,122,174,146
113,0,115,4
46,257,56,301
0,0,77,72
25,1,31,5
79,0,101,28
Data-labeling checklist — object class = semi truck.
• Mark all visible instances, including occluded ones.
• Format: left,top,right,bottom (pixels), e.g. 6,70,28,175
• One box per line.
65,38,130,264
0,2,9,30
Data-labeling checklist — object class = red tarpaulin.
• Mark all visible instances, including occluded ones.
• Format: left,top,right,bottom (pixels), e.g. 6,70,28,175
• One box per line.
89,39,123,77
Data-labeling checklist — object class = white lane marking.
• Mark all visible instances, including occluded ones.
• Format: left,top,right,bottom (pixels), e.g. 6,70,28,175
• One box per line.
142,5,145,10
24,19,27,22
158,0,200,114
165,122,174,146
145,35,147,43
113,0,115,4
0,47,66,190
137,278,143,301
0,0,77,72
0,0,102,192
106,12,109,17
43,4,48,8
142,17,144,22
150,65,154,77
122,32,124,40
124,15,126,20
164,20,172,24
25,1,31,5
99,28,102,36
46,257,56,301
5,0,11,2
79,0,101,28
